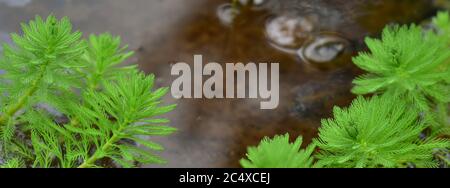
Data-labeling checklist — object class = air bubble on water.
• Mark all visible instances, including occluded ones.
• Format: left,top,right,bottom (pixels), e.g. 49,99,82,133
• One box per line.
265,14,315,54
298,34,349,64
217,3,240,27
0,0,32,7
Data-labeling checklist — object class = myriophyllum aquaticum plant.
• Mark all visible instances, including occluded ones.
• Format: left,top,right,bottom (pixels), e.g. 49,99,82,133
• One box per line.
0,15,176,168
351,25,449,113
240,134,316,168
241,12,450,168
314,96,448,168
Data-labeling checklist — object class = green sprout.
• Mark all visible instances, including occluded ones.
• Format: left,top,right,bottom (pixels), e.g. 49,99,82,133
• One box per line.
352,25,450,112
240,134,316,168
315,96,448,168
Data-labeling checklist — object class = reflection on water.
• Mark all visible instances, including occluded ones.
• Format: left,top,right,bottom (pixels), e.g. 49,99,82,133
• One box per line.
265,14,315,53
217,3,240,27
299,33,350,64
0,0,437,167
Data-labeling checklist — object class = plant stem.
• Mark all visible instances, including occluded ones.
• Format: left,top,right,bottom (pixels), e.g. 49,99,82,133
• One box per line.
0,66,47,126
78,121,128,168
77,134,118,168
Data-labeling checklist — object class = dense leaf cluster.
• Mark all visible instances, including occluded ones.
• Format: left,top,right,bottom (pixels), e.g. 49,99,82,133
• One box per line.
0,16,176,168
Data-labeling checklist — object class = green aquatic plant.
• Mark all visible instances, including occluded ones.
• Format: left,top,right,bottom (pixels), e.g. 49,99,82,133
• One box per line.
241,11,450,169
240,134,315,168
0,15,176,168
433,11,450,37
351,24,450,113
82,33,137,90
23,73,175,168
315,96,448,168
430,11,450,139
0,16,86,125
241,96,449,168
0,158,23,168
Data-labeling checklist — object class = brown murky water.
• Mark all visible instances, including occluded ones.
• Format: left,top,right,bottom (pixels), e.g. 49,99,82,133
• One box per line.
0,0,440,167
